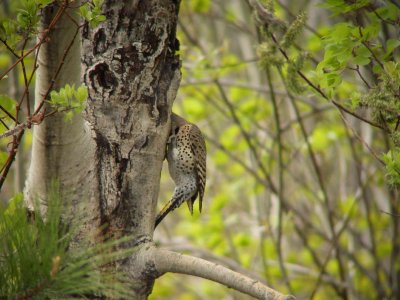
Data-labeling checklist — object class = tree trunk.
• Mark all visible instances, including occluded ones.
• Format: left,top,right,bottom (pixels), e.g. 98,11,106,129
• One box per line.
81,0,180,296
25,1,96,232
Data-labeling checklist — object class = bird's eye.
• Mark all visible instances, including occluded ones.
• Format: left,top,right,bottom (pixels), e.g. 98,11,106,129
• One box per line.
174,127,180,134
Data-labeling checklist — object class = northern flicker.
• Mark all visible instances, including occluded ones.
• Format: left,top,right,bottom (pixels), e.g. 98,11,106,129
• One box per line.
155,113,206,228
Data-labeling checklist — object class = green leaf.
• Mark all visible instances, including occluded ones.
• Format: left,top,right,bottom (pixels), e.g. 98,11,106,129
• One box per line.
35,0,54,6
330,23,351,42
376,3,400,21
80,3,90,20
324,72,342,88
76,85,89,103
350,92,361,109
49,84,88,120
0,19,21,49
382,150,400,186
385,38,400,58
15,0,40,34
80,0,106,28
322,0,369,15
372,63,382,74
96,15,106,23
353,45,371,66
353,56,370,66
64,110,74,122
93,0,104,6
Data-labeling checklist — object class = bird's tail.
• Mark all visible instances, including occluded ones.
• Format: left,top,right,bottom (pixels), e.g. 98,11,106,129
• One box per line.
154,194,185,228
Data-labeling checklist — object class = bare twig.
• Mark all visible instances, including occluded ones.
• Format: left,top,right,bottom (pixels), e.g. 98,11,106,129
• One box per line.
0,123,26,139
18,38,31,122
361,41,384,70
266,66,292,293
0,130,24,189
0,105,18,123
348,65,371,89
214,80,277,192
381,210,400,217
0,38,20,59
205,134,271,188
339,112,385,165
344,124,387,297
277,68,349,298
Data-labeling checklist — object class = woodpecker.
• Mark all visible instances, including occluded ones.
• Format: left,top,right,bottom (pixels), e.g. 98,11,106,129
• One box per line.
155,113,206,228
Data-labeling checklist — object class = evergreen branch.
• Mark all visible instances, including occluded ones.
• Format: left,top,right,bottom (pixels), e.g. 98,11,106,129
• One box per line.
0,185,134,299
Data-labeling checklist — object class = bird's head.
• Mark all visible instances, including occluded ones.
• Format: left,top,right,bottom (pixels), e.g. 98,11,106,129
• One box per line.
170,113,187,134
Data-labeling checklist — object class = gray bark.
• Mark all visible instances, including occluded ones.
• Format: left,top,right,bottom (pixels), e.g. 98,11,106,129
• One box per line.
81,0,180,296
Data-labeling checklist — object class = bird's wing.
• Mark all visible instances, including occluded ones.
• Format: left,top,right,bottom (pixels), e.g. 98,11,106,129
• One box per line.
189,124,206,212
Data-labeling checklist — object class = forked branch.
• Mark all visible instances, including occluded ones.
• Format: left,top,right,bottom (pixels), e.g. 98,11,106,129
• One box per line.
151,247,295,300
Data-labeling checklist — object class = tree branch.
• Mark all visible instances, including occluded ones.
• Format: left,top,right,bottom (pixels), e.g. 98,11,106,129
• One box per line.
152,247,295,300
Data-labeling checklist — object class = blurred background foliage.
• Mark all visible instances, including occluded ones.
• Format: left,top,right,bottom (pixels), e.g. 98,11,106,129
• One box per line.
0,0,399,299
152,0,400,299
